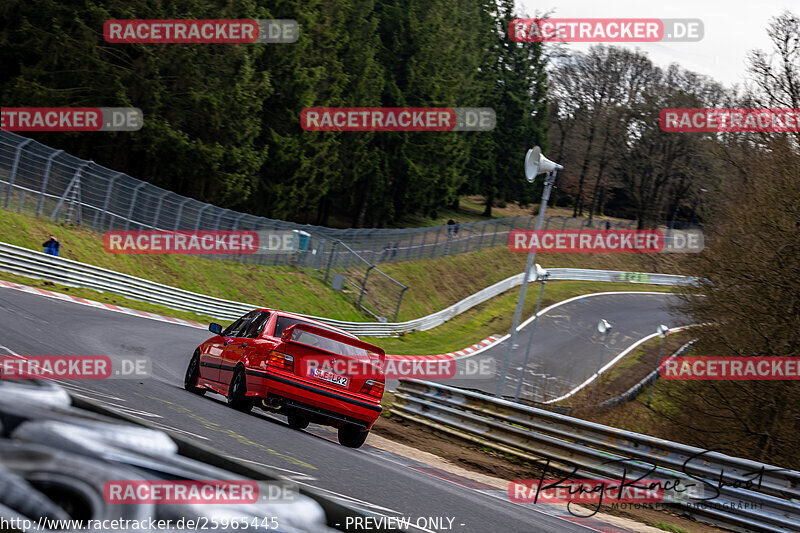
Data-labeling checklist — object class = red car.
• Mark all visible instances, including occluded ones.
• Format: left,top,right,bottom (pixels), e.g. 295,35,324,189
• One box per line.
184,309,386,448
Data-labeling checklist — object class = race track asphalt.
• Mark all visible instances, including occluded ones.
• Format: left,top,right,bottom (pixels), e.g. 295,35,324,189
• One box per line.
0,286,678,533
443,292,687,401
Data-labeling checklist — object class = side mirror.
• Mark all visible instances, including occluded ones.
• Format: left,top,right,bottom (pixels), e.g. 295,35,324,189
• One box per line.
209,323,223,335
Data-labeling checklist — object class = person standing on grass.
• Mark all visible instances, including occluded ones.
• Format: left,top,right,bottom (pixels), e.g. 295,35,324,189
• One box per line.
43,235,60,256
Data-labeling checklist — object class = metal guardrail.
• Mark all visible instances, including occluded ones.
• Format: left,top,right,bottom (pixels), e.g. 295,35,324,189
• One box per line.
595,340,697,410
391,379,800,533
0,241,693,337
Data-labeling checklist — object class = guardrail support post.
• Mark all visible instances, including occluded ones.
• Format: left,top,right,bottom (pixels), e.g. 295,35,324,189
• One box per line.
36,148,63,216
5,138,33,209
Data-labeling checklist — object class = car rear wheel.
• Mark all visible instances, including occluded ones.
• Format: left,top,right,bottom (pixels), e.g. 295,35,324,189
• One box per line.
227,367,252,412
183,352,205,395
338,425,369,448
287,413,309,430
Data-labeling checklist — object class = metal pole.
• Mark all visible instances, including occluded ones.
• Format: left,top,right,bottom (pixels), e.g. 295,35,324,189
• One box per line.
394,286,409,322
406,232,415,261
5,139,33,209
194,204,211,231
50,162,88,222
647,334,669,407
151,190,170,229
496,170,558,398
173,198,192,230
324,240,338,284
590,330,609,405
95,172,122,231
37,149,63,216
357,265,375,309
231,212,247,231
212,209,225,231
124,182,147,230
513,275,548,402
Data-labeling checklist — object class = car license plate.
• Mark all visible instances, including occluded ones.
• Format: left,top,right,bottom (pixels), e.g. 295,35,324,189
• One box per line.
310,367,349,387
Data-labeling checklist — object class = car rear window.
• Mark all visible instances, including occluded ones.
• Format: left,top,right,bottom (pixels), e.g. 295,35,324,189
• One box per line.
274,316,373,361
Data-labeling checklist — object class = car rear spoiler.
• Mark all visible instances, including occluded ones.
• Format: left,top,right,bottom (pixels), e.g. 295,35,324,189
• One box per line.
280,323,386,365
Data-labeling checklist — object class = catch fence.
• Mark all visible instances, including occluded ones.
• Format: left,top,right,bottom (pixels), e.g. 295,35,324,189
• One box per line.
0,131,634,319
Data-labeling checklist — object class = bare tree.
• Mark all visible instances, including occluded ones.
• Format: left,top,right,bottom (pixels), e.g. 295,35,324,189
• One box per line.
664,12,800,467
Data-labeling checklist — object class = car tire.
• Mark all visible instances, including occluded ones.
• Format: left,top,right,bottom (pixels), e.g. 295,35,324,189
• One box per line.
338,425,369,448
184,351,205,395
227,367,252,412
0,465,71,522
287,413,309,430
0,441,156,523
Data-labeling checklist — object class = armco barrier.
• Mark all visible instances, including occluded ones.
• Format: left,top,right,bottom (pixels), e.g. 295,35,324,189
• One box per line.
0,241,693,337
391,379,800,533
595,340,697,410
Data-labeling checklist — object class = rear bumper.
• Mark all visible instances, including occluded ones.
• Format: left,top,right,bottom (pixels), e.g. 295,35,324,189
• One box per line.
245,368,381,427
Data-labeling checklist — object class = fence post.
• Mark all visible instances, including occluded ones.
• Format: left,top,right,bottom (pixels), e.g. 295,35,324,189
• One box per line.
490,220,500,247
212,209,225,231
64,171,83,226
357,265,376,309
173,198,191,230
95,172,122,231
313,238,325,270
124,182,147,230
231,212,247,231
4,138,33,209
405,231,415,261
324,240,338,284
194,204,211,231
418,230,427,259
394,285,409,322
151,190,170,229
36,148,63,216
50,162,88,222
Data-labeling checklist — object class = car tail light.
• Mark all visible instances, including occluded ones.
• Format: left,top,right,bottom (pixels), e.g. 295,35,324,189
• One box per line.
267,351,294,372
360,380,384,398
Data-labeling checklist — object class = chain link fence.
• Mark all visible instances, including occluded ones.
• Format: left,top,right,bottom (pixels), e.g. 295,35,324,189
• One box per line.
0,131,635,320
